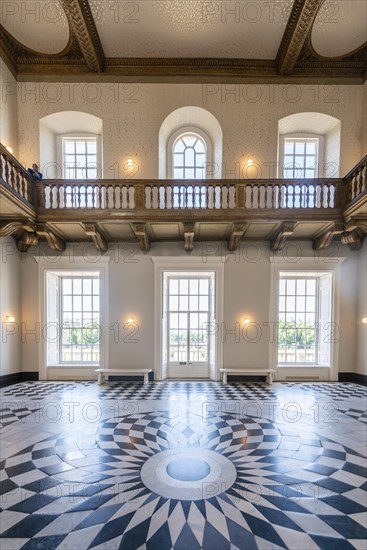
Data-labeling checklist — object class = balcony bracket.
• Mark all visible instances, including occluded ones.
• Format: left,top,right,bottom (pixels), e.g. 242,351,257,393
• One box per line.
0,219,35,237
227,224,247,252
36,224,66,252
341,217,367,251
183,223,195,253
132,223,150,252
312,223,344,250
82,223,108,253
17,231,38,253
270,222,296,251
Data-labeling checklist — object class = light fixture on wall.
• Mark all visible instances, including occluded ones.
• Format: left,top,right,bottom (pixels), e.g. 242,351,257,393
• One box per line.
246,159,254,167
362,317,367,324
5,315,15,323
127,317,135,324
5,145,13,155
243,318,251,325
127,159,134,167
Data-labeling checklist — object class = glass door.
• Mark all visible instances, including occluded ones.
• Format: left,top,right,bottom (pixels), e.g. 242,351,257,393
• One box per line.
166,274,213,378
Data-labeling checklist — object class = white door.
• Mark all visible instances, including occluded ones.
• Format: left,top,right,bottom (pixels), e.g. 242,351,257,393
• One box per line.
165,274,215,379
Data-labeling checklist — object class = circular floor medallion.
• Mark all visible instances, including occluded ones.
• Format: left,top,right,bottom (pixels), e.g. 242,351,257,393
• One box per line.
141,448,237,500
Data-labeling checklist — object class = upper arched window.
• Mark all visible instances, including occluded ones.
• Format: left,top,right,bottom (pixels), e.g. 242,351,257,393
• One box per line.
278,113,341,178
172,133,207,179
159,107,222,179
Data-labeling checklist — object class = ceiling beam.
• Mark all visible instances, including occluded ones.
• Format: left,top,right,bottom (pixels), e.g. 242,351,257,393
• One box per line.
59,0,105,72
276,0,324,75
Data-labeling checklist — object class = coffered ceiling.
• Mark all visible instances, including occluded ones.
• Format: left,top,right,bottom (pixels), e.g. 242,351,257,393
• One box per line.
0,0,366,82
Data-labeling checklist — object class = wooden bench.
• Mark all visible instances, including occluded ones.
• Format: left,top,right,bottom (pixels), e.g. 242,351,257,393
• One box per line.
220,369,275,385
96,369,152,385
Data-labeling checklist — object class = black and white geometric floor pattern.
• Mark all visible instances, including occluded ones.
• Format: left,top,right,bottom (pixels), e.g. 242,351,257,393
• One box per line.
2,381,93,400
97,381,278,400
0,405,37,430
1,410,366,549
285,382,367,401
338,408,367,424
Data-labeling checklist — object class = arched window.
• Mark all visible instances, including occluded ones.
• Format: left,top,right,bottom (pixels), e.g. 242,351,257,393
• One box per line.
172,133,207,179
159,107,222,179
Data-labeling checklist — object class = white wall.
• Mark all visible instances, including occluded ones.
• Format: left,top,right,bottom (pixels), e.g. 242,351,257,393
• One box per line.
18,240,361,378
17,83,364,179
356,240,367,375
0,237,22,376
0,59,18,157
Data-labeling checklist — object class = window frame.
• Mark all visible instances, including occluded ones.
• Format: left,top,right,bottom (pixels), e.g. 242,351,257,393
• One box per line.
167,127,213,179
57,133,102,180
38,257,109,380
269,258,344,382
278,133,324,178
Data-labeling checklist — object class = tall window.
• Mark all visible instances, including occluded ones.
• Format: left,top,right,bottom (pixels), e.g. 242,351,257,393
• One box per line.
62,137,98,179
278,272,332,365
281,136,321,179
173,133,207,180
168,276,210,365
46,271,101,365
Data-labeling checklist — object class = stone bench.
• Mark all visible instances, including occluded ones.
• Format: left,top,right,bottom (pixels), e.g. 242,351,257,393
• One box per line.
220,368,275,385
96,368,152,385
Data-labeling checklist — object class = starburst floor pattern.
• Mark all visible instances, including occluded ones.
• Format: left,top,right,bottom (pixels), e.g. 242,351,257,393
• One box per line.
0,381,366,549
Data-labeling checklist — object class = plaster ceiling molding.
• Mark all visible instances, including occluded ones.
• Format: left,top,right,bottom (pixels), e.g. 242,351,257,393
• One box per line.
0,0,70,54
89,0,294,59
311,0,367,58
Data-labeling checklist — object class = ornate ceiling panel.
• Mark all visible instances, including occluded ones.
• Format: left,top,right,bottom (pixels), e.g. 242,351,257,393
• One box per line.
0,0,70,54
89,0,294,59
311,0,367,58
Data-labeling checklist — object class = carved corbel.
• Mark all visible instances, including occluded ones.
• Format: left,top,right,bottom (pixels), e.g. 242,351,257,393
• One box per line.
227,224,247,252
82,223,108,253
36,224,66,252
17,231,38,253
341,217,367,251
270,223,296,251
312,223,344,250
0,219,36,237
183,223,195,252
341,230,364,251
131,223,150,252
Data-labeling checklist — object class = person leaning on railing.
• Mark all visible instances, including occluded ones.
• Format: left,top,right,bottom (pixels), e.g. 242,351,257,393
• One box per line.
28,163,43,180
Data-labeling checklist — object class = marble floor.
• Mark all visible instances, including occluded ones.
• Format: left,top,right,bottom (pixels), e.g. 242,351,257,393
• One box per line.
0,381,366,550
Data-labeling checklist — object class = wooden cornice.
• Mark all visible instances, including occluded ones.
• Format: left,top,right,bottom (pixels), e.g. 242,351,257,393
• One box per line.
59,0,105,72
276,0,324,75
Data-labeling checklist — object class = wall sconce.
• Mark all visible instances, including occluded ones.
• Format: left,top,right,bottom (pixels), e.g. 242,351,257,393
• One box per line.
127,159,134,167
362,317,367,324
246,159,254,167
243,318,251,326
127,317,135,325
5,315,15,323
5,146,13,155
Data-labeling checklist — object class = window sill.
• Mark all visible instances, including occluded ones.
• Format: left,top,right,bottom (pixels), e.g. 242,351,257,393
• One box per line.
47,364,100,369
277,364,331,368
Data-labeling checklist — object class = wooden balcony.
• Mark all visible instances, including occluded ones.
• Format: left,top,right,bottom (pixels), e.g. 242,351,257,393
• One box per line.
0,143,366,253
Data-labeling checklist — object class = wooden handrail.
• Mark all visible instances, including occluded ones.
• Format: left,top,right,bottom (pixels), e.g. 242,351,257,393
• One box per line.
0,144,36,205
35,178,343,211
0,137,365,215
